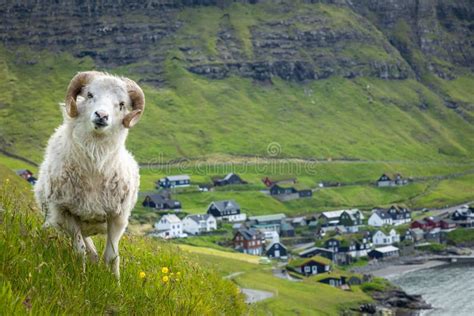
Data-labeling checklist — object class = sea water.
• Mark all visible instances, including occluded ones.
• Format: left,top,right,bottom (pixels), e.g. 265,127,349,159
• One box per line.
391,264,474,316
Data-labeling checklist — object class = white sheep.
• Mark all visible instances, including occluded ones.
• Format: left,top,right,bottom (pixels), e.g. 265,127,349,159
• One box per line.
34,71,145,279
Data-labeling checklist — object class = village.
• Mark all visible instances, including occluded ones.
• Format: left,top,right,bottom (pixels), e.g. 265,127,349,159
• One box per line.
135,171,474,289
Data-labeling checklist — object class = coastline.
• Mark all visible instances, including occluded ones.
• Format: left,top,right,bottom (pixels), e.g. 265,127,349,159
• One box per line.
368,260,448,279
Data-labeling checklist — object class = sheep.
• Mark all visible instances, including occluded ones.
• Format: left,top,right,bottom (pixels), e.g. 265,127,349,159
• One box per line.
34,71,145,279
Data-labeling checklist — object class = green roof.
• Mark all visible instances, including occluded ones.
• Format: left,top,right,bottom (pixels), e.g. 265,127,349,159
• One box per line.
288,255,331,268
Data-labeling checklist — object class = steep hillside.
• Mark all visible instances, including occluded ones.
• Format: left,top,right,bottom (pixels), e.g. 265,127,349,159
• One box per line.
0,0,472,162
0,165,245,314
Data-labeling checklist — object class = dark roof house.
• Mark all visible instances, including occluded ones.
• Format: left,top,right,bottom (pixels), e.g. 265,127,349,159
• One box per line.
142,193,181,210
266,241,288,259
213,173,247,186
207,200,241,217
376,173,407,187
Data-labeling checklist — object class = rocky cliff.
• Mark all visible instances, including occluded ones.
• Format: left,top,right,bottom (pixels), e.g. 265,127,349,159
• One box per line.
0,0,471,86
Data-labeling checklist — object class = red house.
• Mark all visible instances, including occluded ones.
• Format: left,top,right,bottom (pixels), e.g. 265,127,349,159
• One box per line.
411,219,429,230
440,219,457,230
424,217,441,229
233,228,264,256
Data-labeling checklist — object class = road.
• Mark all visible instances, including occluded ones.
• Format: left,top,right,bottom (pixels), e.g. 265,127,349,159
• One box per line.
241,288,274,304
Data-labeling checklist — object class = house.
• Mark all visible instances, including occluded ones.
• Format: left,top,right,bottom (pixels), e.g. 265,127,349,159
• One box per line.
207,200,246,222
142,192,181,210
411,219,430,230
405,228,424,243
319,209,364,232
233,228,264,255
376,173,407,187
424,217,442,229
291,216,307,227
298,247,335,261
157,175,190,188
280,221,295,237
317,276,345,287
368,246,399,260
269,184,297,195
372,229,400,246
213,173,247,186
16,169,37,185
262,177,297,187
424,228,441,243
287,256,331,276
440,219,456,230
262,231,280,243
182,214,217,235
153,214,184,239
324,234,373,261
451,205,474,227
266,241,288,259
298,189,313,198
347,276,362,286
368,205,411,227
269,184,312,200
248,213,286,232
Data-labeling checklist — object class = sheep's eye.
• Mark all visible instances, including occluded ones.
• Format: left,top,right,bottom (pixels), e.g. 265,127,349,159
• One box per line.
87,92,94,99
119,102,125,111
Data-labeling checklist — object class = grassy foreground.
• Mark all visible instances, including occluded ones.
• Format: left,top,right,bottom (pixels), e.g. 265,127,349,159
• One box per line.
0,165,245,315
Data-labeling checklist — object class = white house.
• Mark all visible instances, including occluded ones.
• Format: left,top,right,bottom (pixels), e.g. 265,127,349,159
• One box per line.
262,231,280,244
158,175,191,188
372,229,400,246
153,214,184,239
182,214,217,235
368,211,393,227
368,206,411,227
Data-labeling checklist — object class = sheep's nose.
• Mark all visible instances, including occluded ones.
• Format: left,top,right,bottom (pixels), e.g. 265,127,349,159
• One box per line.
94,111,109,121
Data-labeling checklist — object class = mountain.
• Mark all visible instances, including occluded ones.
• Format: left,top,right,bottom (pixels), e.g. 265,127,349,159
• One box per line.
0,0,473,162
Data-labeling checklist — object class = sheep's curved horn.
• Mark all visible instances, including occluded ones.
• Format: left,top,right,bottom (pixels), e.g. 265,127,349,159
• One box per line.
123,78,145,128
65,71,100,118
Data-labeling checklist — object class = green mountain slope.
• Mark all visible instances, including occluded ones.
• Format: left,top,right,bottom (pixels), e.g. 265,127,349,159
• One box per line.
0,1,472,163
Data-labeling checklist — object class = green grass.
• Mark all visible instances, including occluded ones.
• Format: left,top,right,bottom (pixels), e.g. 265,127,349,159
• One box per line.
1,43,474,163
189,251,372,315
447,228,474,247
0,167,245,315
412,174,474,208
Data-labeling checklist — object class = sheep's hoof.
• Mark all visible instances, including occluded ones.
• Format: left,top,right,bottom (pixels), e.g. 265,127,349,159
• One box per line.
88,252,99,264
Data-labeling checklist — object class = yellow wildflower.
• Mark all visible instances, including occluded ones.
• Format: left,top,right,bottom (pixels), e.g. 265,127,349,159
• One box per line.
161,267,169,274
162,275,169,283
139,271,146,279
176,271,181,277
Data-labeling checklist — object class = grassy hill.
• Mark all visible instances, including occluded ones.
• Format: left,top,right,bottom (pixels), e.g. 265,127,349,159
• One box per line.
0,164,245,315
0,2,473,164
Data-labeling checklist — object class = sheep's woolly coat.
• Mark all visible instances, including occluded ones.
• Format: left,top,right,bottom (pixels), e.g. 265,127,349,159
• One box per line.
35,123,139,236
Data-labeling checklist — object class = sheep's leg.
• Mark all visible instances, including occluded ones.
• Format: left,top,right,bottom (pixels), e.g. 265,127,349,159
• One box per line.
104,216,127,280
84,237,99,263
61,212,87,273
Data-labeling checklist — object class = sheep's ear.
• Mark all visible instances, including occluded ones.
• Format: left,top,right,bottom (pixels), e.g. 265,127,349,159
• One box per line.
123,110,142,128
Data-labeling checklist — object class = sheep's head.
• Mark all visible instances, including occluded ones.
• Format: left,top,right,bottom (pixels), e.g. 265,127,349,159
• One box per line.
65,71,145,134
